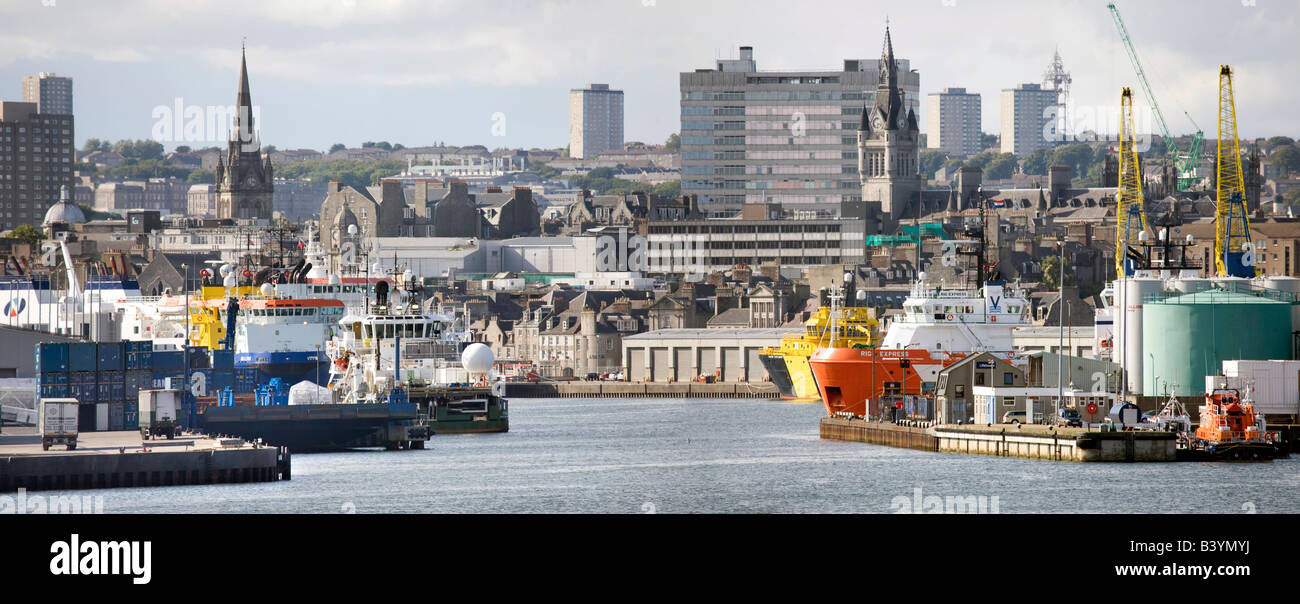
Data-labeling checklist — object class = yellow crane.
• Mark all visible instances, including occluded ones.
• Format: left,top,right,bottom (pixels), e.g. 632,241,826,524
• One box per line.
1115,88,1149,278
1214,66,1256,278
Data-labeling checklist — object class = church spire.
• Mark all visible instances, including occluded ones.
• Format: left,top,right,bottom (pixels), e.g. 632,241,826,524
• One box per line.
235,40,254,141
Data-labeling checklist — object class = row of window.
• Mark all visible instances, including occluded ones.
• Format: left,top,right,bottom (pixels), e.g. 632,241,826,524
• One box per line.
682,91,872,102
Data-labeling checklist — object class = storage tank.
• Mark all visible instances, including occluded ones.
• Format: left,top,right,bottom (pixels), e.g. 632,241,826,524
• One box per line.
1143,289,1291,397
1259,276,1300,336
1118,278,1163,394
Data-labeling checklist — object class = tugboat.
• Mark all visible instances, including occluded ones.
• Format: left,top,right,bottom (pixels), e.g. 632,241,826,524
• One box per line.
1188,386,1287,460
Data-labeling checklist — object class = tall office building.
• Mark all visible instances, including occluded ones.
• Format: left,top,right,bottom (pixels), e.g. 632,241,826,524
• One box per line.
0,102,76,229
1000,83,1060,157
22,73,73,115
680,37,920,216
926,87,981,157
569,84,624,159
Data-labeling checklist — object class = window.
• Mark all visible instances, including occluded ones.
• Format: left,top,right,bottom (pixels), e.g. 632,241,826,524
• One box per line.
1003,372,1014,385
976,372,985,386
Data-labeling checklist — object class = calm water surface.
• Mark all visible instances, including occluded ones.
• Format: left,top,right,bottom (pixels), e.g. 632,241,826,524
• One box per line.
75,398,1300,513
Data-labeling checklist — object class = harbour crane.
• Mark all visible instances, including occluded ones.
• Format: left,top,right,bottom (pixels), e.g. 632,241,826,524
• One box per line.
1214,65,1256,278
1107,3,1205,191
1116,88,1150,279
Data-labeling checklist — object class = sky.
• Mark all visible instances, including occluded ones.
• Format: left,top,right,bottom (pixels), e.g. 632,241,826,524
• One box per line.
1,0,1295,152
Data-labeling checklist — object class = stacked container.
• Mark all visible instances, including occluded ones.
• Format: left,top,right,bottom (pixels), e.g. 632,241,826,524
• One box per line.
35,342,70,402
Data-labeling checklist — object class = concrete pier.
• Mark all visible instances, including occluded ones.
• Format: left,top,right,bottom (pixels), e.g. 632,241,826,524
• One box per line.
504,381,781,399
818,418,938,452
933,425,1177,462
0,428,290,492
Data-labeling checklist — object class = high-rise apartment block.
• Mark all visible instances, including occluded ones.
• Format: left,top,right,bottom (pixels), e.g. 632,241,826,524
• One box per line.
22,73,73,115
0,102,76,229
680,43,920,215
926,87,981,157
1000,83,1060,157
569,84,624,159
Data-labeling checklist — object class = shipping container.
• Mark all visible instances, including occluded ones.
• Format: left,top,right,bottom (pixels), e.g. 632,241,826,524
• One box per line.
96,341,124,371
36,342,69,373
188,347,210,369
95,403,109,431
77,403,95,432
39,384,69,398
108,402,125,431
124,401,139,414
68,342,98,372
211,349,234,370
123,411,139,431
1222,360,1300,416
37,372,69,385
153,350,184,371
125,340,154,353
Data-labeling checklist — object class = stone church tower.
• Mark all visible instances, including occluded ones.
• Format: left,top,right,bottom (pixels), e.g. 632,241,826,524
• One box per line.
215,46,274,221
858,25,922,227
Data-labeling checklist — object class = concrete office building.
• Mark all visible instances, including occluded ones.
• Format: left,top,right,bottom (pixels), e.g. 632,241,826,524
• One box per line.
0,102,75,229
679,32,920,216
1000,83,1061,156
926,88,981,157
569,84,624,159
22,73,73,115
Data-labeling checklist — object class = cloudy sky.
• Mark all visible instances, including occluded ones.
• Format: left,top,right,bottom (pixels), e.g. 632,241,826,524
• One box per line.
1,0,1294,152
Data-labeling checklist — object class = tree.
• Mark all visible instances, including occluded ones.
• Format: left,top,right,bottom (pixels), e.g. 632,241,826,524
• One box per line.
392,143,405,151
82,138,109,153
665,133,680,151
942,159,964,176
1266,136,1295,149
329,143,347,153
980,132,998,151
919,150,947,178
186,169,215,184
1050,143,1096,179
175,145,192,153
1284,187,1300,208
261,145,277,154
9,224,45,246
1270,146,1300,175
984,154,1018,180
1022,148,1052,175
1041,254,1076,290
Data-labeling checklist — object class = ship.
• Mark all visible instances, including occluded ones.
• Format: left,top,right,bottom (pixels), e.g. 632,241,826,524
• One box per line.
1187,386,1286,460
327,272,508,435
758,293,880,400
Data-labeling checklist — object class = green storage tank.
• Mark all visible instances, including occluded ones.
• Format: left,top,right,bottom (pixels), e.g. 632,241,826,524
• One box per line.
1142,289,1292,396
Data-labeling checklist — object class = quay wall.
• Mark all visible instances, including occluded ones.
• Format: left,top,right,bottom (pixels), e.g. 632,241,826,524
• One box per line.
504,382,780,399
818,418,937,452
934,427,1176,462
0,446,288,492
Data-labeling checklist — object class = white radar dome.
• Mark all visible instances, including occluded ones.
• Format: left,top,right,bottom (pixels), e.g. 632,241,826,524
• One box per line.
223,275,237,288
460,343,494,375
260,283,274,297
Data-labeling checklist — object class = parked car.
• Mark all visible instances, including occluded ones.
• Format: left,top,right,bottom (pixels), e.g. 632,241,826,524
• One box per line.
1054,407,1083,427
1002,410,1028,425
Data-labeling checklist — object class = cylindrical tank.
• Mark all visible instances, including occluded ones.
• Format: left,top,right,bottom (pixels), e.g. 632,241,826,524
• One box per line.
1170,276,1210,295
1260,276,1300,336
1120,278,1163,394
1142,289,1291,397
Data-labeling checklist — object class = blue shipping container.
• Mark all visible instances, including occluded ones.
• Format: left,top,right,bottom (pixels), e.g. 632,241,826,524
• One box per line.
211,349,234,370
153,350,184,371
68,343,97,372
124,412,139,431
36,342,69,373
38,372,69,385
97,342,124,371
124,401,139,414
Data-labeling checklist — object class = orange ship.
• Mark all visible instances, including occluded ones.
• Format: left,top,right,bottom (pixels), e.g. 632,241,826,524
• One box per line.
1190,387,1286,460
810,347,965,418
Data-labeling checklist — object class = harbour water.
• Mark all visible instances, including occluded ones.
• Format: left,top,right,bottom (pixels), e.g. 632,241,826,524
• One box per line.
68,398,1300,514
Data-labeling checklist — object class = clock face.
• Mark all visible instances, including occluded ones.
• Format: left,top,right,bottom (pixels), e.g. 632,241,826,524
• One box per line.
245,176,258,187
872,116,883,130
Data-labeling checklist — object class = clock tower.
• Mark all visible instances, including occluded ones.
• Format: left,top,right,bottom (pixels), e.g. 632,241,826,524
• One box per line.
858,25,922,225
215,44,274,221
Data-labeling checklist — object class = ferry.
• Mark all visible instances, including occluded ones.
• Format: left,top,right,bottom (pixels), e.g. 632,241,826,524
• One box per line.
809,270,1030,418
758,297,879,400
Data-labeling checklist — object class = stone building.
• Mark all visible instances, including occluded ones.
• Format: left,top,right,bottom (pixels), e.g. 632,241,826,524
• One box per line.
214,48,274,220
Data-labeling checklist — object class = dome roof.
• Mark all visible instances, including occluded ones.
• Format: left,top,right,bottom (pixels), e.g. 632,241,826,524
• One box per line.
43,186,85,227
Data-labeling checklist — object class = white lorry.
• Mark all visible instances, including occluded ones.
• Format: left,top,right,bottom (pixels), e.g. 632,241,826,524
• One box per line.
40,398,79,451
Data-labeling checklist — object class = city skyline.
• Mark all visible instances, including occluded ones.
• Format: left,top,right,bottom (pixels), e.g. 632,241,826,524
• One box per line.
1,0,1295,151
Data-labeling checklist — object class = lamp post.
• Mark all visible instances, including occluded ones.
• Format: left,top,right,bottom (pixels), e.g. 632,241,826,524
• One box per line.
1056,238,1065,422
182,262,191,432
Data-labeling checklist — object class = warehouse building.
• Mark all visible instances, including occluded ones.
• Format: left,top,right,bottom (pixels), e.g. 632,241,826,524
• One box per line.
620,328,786,383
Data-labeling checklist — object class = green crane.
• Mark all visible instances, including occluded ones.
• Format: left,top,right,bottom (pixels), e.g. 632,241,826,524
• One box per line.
1107,2,1205,191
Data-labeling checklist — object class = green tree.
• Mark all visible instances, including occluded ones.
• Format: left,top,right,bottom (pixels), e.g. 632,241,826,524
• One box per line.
919,150,947,178
1041,254,1076,290
82,138,108,153
942,159,964,176
329,143,347,153
1022,148,1052,175
262,145,277,154
186,169,215,184
175,145,192,153
665,133,680,151
1266,136,1295,149
8,224,45,246
985,154,1018,180
1270,146,1300,175
1284,187,1300,208
980,133,998,151
652,180,681,198
1050,143,1095,179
